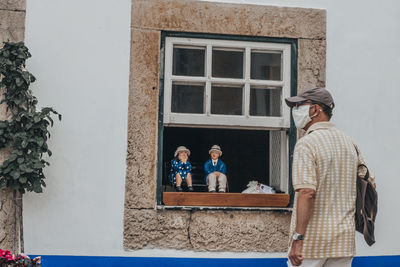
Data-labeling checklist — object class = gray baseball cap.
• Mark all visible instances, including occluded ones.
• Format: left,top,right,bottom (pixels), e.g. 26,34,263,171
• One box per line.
285,87,335,109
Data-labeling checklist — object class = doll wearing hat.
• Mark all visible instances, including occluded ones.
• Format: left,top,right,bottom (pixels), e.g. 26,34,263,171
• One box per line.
204,145,227,193
170,146,193,192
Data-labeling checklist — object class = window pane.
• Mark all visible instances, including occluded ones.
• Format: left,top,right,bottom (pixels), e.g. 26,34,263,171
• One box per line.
173,47,205,76
250,87,281,116
171,84,204,114
211,85,243,115
251,52,281,80
212,49,243,78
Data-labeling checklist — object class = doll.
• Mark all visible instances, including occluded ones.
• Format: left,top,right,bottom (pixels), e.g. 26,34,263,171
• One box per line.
170,146,193,192
204,145,227,192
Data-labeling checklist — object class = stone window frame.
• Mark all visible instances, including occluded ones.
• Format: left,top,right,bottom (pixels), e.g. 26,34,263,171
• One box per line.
157,31,298,206
124,0,325,252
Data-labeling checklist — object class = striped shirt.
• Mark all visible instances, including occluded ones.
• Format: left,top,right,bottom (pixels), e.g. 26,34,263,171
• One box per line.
289,122,358,258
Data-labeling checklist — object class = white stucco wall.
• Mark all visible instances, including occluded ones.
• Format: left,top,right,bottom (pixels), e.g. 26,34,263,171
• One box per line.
23,0,400,258
23,0,131,256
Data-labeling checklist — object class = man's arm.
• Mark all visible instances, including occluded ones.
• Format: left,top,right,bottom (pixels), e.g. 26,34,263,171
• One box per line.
289,188,316,266
296,188,316,234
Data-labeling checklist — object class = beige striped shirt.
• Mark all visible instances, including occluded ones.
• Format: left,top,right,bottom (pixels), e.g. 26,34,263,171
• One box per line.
289,122,358,258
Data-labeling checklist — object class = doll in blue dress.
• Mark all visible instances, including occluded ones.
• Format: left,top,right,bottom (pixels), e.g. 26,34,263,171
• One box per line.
169,146,193,192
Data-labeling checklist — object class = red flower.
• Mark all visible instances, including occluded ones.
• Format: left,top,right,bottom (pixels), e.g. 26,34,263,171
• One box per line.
0,249,10,257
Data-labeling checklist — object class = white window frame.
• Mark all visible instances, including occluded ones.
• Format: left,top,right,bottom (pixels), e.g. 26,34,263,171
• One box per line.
163,37,292,130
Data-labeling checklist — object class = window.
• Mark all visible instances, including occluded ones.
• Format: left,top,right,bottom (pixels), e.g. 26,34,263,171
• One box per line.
163,37,291,129
160,36,295,206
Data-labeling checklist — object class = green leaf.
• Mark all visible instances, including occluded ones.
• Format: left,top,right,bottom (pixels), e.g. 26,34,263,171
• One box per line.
1,159,9,168
3,166,12,174
19,177,27,184
33,162,43,169
10,170,20,179
47,116,54,127
24,167,33,173
16,77,24,86
33,186,42,193
17,157,24,164
22,71,30,83
37,138,44,147
9,153,17,161
33,181,42,193
21,139,28,148
19,164,26,171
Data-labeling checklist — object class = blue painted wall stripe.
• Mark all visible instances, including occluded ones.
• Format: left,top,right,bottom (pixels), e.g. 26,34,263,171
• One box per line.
29,255,400,267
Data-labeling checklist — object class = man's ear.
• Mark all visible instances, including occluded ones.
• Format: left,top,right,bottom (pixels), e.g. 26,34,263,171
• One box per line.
314,104,321,114
310,104,319,118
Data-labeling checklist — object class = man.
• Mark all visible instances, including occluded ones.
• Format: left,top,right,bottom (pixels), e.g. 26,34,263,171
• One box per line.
285,87,358,267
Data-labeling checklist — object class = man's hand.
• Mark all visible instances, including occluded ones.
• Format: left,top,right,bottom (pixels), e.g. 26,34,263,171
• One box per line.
214,171,221,177
289,240,304,266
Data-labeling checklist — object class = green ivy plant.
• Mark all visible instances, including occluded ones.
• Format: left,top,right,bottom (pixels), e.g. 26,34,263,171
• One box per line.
0,42,61,194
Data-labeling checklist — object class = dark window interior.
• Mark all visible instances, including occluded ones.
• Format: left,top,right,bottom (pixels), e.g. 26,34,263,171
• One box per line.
162,127,270,193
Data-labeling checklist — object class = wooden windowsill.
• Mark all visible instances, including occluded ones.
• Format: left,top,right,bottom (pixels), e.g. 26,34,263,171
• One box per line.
163,192,290,207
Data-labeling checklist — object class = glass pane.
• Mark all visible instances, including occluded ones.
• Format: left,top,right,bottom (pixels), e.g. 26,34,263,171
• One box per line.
211,85,243,115
250,87,281,116
173,47,205,76
251,52,281,80
171,84,204,114
212,49,243,78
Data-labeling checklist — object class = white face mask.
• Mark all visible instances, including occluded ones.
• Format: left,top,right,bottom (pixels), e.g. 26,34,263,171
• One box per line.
292,105,317,129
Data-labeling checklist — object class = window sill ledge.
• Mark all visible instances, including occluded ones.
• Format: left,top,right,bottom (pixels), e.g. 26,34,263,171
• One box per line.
162,192,290,208
157,205,292,212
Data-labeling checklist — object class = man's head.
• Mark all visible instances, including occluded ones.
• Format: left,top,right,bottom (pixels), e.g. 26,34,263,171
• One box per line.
285,87,334,130
209,145,222,160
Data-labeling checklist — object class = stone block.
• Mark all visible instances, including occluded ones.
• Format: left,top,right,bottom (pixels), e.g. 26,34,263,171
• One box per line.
132,0,326,39
124,28,161,209
124,209,191,250
0,188,22,253
298,39,327,91
0,10,25,44
0,0,26,11
189,210,291,252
